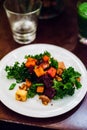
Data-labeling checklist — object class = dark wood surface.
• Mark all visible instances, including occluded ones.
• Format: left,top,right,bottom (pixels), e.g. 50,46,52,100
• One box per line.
0,1,87,130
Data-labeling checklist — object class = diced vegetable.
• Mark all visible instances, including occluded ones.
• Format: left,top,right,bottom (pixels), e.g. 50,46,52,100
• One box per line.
47,67,57,78
15,89,27,101
43,55,50,62
44,87,56,99
36,86,44,93
34,66,45,77
25,57,37,68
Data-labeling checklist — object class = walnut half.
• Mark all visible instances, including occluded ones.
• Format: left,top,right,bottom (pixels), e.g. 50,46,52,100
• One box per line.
39,95,51,105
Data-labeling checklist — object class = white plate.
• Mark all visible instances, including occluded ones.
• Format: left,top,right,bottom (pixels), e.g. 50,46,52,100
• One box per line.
0,43,87,118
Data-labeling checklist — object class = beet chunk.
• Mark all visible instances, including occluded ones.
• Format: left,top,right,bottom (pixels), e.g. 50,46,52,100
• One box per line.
44,87,56,99
43,75,53,88
28,66,34,74
37,74,53,88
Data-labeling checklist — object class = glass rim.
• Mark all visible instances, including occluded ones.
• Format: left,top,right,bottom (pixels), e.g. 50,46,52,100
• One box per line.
3,0,42,16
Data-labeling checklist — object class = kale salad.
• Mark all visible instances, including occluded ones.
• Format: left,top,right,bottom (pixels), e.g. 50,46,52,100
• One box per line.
5,51,82,105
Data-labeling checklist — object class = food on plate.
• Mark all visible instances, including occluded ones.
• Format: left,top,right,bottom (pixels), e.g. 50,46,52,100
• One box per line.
15,89,27,101
5,51,82,105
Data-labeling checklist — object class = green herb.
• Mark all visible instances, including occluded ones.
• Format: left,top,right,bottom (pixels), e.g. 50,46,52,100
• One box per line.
9,83,16,90
53,80,75,99
50,57,58,69
5,62,31,83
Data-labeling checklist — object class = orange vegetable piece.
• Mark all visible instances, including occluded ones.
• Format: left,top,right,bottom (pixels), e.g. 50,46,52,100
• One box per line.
25,57,37,68
25,79,32,88
34,66,45,77
36,86,44,93
27,57,35,61
47,67,57,78
43,55,50,62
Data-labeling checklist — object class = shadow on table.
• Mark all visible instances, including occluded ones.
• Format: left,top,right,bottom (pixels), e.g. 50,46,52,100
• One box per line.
0,121,51,130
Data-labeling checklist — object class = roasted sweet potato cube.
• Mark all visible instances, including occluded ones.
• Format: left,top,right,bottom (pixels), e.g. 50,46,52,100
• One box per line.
25,57,37,67
36,86,44,93
47,67,57,78
34,66,45,77
42,55,50,62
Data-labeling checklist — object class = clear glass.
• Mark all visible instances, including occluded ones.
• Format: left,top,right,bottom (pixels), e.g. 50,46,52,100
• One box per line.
77,0,87,45
3,0,42,44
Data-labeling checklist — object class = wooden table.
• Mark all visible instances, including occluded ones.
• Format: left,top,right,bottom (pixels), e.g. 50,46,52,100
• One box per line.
0,1,87,130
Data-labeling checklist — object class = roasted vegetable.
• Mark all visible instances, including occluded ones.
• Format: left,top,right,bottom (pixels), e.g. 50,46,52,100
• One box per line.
47,67,57,78
36,86,44,93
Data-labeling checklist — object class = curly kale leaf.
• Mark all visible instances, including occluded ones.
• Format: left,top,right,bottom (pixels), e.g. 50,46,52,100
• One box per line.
5,62,31,83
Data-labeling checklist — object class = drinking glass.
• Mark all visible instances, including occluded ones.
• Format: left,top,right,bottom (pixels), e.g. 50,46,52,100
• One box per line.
77,0,87,45
3,0,42,44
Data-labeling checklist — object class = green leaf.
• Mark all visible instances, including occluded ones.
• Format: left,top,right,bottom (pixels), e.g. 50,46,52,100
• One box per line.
50,57,58,69
75,80,82,89
9,83,16,90
53,79,63,90
5,62,31,83
64,82,73,89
